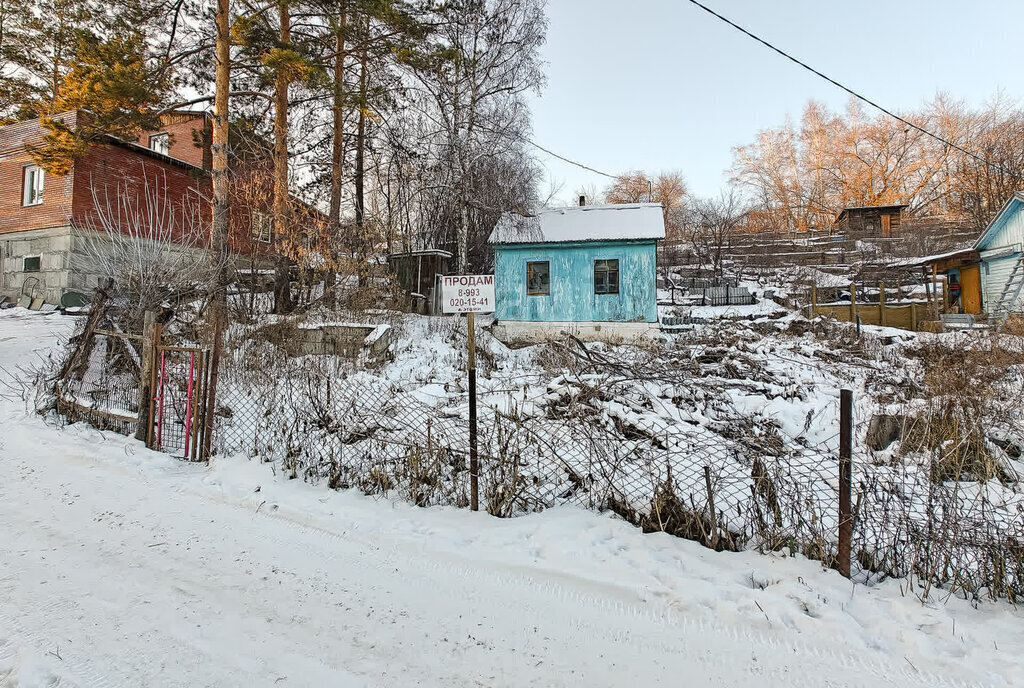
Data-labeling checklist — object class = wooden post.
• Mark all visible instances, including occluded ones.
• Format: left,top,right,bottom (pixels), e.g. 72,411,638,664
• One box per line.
838,388,853,579
704,465,719,550
879,284,887,327
849,282,857,324
811,284,818,314
923,266,935,318
145,319,163,448
136,311,157,442
911,302,919,331
467,312,479,512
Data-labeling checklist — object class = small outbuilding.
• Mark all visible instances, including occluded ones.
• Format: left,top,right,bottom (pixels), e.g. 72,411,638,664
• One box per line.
387,248,452,314
488,202,665,343
835,204,907,240
974,192,1024,323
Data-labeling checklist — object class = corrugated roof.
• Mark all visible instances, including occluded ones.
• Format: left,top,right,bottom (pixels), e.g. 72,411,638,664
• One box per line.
489,203,666,245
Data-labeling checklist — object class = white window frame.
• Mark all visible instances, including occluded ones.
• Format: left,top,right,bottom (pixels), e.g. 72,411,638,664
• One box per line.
251,211,272,243
149,132,170,156
22,165,44,206
23,255,41,272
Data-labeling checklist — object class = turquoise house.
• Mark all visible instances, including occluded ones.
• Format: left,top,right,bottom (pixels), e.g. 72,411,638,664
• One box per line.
488,202,665,342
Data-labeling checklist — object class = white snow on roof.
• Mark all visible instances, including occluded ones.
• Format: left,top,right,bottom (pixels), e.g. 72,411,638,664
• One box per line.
489,203,666,245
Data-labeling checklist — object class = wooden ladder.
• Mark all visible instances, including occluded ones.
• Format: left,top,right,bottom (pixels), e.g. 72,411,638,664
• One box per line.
989,254,1024,329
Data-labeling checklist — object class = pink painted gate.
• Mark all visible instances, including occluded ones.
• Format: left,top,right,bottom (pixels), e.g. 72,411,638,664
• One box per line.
150,345,210,460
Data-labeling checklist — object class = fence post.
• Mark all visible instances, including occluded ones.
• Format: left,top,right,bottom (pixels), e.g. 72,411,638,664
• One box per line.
879,284,887,327
145,317,164,448
467,312,479,511
136,310,157,443
838,388,853,579
849,282,857,323
703,465,719,550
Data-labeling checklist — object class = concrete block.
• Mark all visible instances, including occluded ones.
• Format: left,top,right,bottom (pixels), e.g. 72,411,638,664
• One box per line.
42,253,64,271
492,320,661,346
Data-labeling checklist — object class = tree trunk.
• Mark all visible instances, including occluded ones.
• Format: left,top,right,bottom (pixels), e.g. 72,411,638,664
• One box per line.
353,23,367,287
272,1,293,314
203,0,232,461
326,3,347,309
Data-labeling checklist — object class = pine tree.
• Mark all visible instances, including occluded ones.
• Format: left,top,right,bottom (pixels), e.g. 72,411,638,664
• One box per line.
34,31,171,175
0,0,41,121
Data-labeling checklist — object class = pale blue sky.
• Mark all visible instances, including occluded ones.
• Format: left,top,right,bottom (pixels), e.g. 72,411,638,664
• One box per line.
529,0,1024,203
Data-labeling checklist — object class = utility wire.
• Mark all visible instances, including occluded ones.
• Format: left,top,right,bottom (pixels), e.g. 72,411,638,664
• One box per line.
683,0,1001,172
521,137,618,179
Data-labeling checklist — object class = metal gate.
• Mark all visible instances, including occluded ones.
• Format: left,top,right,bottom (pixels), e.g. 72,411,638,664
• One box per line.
150,345,210,459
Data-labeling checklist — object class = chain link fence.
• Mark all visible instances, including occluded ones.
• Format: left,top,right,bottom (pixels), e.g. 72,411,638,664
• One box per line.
51,311,1024,603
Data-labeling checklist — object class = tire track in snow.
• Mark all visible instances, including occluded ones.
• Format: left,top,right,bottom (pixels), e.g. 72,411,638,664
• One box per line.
0,443,1000,688
229,497,992,688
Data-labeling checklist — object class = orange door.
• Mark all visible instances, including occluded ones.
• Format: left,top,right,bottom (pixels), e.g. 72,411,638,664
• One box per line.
959,264,981,314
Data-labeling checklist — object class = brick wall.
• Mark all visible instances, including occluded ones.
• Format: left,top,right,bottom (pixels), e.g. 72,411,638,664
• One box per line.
0,113,78,236
132,112,210,169
72,141,213,245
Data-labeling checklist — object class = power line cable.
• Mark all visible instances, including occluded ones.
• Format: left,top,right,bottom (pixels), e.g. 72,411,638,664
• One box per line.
521,136,618,179
683,0,1001,172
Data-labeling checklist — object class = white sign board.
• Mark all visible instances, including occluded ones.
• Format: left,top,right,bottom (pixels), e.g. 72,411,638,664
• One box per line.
440,274,495,314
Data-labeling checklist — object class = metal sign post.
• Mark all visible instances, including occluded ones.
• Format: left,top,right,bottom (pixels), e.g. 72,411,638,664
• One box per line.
467,311,478,511
440,275,495,512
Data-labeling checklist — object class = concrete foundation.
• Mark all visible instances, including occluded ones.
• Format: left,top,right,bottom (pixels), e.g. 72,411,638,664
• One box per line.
1,227,271,307
0,226,76,304
491,320,661,345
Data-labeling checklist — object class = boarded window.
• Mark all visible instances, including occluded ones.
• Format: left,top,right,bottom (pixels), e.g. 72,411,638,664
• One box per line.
23,256,40,272
149,133,170,155
880,214,891,237
526,261,549,295
594,259,619,294
22,165,44,206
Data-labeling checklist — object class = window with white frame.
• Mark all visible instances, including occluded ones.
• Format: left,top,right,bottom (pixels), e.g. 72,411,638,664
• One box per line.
22,165,44,206
251,211,272,243
149,132,170,156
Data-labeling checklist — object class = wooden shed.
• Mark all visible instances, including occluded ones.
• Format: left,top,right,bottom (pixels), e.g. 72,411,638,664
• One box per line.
387,248,452,314
835,204,907,240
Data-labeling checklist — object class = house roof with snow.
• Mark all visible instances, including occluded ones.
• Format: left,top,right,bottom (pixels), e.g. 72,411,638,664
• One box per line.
488,203,666,245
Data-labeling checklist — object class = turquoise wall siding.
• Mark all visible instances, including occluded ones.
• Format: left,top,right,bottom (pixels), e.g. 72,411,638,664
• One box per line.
494,240,658,322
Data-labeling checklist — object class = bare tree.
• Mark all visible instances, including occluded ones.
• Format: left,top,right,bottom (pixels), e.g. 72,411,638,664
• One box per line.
413,0,547,272
682,190,748,278
72,171,222,330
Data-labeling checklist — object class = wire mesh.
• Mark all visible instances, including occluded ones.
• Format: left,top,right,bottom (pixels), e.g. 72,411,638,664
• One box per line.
56,332,140,436
209,332,1024,601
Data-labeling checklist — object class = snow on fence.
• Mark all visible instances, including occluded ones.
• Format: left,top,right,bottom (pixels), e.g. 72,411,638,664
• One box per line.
209,344,1024,602
54,316,1024,602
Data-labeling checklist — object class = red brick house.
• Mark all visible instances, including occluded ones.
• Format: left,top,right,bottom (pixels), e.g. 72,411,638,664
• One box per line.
0,110,285,305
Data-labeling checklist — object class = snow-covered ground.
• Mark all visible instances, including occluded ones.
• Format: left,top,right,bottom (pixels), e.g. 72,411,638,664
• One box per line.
1,308,1023,687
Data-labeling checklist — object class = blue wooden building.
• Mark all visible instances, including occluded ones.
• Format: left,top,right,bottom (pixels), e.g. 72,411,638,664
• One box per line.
974,192,1024,325
488,202,665,342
